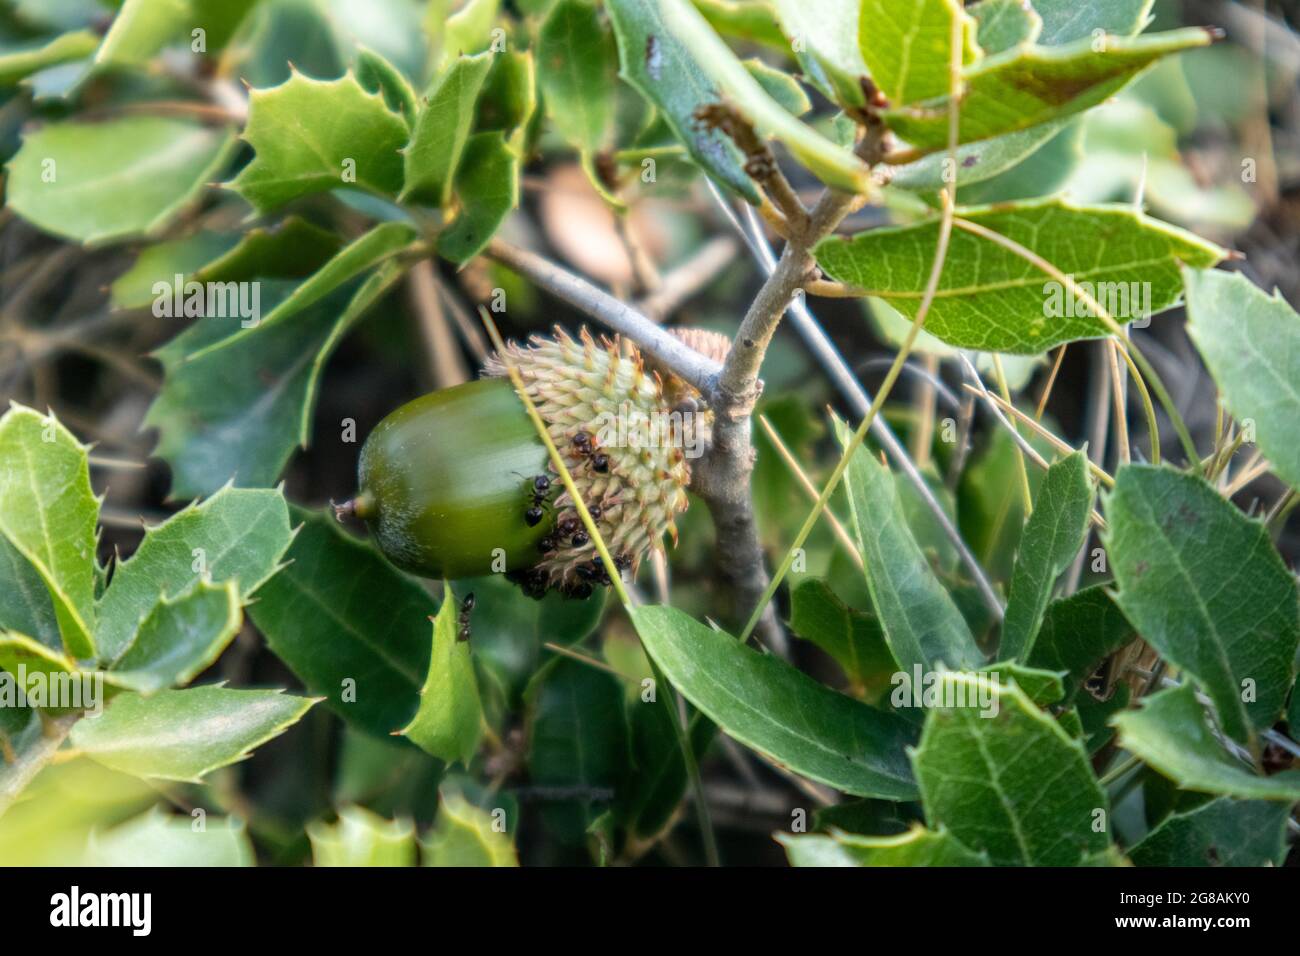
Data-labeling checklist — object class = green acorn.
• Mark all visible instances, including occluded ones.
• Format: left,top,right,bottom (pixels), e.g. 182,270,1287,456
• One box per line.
345,328,704,598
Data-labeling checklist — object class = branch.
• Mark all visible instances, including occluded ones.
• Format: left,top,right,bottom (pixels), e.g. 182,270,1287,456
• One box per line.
484,238,721,394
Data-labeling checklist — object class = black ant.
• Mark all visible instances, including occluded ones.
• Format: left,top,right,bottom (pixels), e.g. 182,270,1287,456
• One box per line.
457,592,475,642
570,431,610,474
518,473,553,527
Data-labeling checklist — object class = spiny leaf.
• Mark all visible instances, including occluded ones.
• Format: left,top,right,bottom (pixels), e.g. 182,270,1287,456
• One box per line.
1184,267,1300,491
0,405,97,659
228,69,409,214
400,52,493,207
913,672,1111,866
95,485,292,663
309,805,417,866
883,28,1213,152
398,589,482,765
834,416,983,674
422,791,518,866
6,118,235,245
104,580,243,695
815,198,1224,354
69,685,317,783
778,824,989,866
85,807,254,866
858,0,979,106
1104,465,1299,743
1111,684,1300,801
630,604,919,800
1000,451,1094,661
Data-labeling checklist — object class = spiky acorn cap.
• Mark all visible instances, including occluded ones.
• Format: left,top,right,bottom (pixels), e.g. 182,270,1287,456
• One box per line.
484,327,696,595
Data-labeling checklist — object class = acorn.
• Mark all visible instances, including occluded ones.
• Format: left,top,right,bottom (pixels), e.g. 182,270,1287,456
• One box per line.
344,327,704,597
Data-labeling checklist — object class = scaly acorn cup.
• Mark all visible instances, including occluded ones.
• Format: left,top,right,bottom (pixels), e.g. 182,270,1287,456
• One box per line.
347,327,706,599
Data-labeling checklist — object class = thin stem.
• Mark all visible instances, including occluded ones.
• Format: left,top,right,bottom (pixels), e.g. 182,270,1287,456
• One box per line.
484,239,721,394
992,355,1033,516
1035,344,1067,420
757,414,863,570
968,386,1115,487
739,12,967,642
950,216,1199,472
1107,339,1131,466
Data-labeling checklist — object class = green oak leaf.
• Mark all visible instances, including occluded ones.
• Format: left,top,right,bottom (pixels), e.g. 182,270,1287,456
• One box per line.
913,671,1111,865
6,118,236,245
1026,585,1134,701
744,59,810,117
771,0,868,108
477,49,538,140
1111,684,1300,801
355,45,418,125
0,30,98,86
0,535,60,651
95,485,292,663
145,259,406,497
652,0,870,192
400,52,493,207
525,657,629,845
109,232,240,311
537,0,618,155
185,221,416,359
970,0,1041,54
1000,451,1094,661
250,508,433,738
1184,267,1300,491
778,824,989,866
1033,0,1154,45
788,579,896,703
834,416,983,674
309,805,417,866
608,0,758,202
815,198,1224,353
1104,465,1299,743
438,132,519,264
69,685,317,782
883,28,1212,152
0,405,98,659
890,122,1071,193
1129,796,1289,867
398,588,482,765
95,0,261,66
422,791,518,866
858,0,979,106
630,604,919,800
228,69,409,214
103,581,242,695
85,806,254,866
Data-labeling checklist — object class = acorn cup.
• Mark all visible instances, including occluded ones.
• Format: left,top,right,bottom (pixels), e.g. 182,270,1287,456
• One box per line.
343,328,708,599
